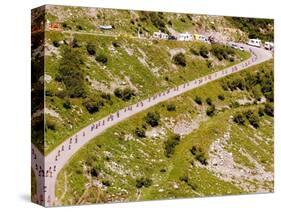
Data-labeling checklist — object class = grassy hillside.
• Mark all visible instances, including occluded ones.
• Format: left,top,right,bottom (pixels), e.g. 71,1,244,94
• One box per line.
44,5,250,40
55,60,273,205
40,29,249,154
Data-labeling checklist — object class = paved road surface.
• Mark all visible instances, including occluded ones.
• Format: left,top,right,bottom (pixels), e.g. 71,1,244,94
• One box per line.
31,42,273,206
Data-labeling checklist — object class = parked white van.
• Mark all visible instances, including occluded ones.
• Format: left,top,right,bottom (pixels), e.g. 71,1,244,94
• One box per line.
247,39,261,48
178,33,193,41
264,42,274,51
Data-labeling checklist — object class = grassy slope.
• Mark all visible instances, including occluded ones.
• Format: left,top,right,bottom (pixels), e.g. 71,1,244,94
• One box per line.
55,60,273,205
43,30,249,154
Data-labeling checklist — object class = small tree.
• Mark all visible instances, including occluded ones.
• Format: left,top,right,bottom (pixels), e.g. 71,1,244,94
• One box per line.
166,103,176,111
206,97,212,105
194,96,202,105
218,94,225,101
199,46,209,58
206,105,216,116
145,111,160,127
233,113,245,125
86,43,96,55
136,177,152,188
96,54,108,64
135,127,146,138
264,103,274,117
172,52,186,67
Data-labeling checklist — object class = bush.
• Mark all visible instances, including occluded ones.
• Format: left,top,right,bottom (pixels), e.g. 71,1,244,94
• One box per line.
190,48,200,56
258,107,265,117
90,166,99,177
164,134,180,157
211,44,235,61
96,54,108,64
179,175,189,183
233,113,245,125
102,179,111,187
194,96,202,105
199,46,209,58
136,177,152,188
84,99,104,114
114,87,135,101
57,46,86,98
166,104,176,111
53,40,60,47
172,53,186,67
86,43,96,55
206,105,216,117
206,97,212,106
218,94,225,100
145,111,160,127
240,110,260,128
46,118,57,131
190,146,208,165
264,103,274,117
63,100,72,109
248,112,260,128
135,127,146,138
112,41,120,48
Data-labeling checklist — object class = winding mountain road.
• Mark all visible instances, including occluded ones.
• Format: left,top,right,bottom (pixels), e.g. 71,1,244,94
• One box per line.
31,42,273,207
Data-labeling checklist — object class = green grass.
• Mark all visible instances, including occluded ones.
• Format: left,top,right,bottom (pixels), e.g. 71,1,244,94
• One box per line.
42,31,250,154
55,60,273,205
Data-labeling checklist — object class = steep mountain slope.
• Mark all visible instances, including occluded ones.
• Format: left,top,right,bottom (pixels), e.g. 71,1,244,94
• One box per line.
55,60,273,205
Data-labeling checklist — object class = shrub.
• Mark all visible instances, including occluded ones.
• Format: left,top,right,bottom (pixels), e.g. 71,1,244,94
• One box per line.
90,166,99,177
190,146,208,165
84,99,104,114
172,53,186,67
248,112,260,128
211,44,235,61
136,177,152,188
63,100,72,109
72,38,80,48
233,113,245,125
206,97,212,105
145,111,160,127
258,107,265,117
199,46,209,58
190,48,199,56
101,93,111,101
135,127,146,138
114,87,135,101
206,105,216,116
218,94,225,100
57,46,86,98
102,179,111,187
46,118,57,131
96,54,108,64
179,175,189,183
194,96,202,105
86,43,96,55
53,40,60,47
166,103,176,111
264,103,274,117
164,134,181,157
112,41,120,48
